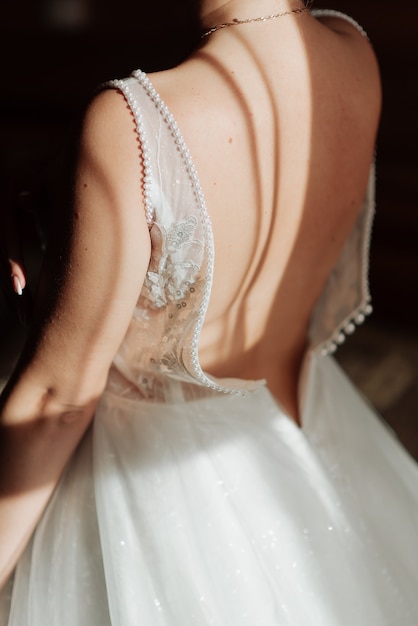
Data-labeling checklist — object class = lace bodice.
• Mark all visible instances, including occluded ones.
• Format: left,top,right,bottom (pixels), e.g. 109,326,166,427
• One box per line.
104,10,375,401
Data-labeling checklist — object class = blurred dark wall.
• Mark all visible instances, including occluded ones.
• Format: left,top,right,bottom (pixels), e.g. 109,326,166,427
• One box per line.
1,0,417,328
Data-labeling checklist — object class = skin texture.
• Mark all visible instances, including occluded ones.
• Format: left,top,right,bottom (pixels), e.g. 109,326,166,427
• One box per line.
0,0,381,589
151,3,381,414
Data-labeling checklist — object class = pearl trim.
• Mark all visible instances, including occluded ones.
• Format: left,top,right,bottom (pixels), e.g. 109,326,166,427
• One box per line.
106,79,155,227
131,70,253,396
319,159,376,357
310,9,369,40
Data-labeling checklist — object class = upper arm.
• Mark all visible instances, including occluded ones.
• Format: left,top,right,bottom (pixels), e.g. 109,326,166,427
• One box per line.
5,88,150,418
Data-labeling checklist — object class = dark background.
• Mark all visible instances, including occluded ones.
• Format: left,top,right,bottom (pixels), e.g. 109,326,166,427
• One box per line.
1,0,417,455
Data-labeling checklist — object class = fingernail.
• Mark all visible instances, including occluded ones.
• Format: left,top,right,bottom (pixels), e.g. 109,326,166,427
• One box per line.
12,275,23,296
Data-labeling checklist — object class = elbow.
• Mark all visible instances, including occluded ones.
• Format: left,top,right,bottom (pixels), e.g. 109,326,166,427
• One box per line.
1,378,104,430
0,348,109,431
39,385,103,427
37,363,109,425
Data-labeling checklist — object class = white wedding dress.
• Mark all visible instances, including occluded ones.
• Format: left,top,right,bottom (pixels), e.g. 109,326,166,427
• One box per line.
1,11,417,626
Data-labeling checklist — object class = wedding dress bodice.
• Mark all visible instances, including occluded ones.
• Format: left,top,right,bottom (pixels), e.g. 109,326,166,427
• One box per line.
105,47,374,400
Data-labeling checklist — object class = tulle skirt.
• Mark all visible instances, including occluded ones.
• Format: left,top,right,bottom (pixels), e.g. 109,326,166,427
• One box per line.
2,353,418,625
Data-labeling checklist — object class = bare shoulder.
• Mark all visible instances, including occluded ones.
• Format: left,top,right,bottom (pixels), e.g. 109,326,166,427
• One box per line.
313,10,372,43
312,13,381,125
79,88,140,177
74,85,150,241
82,87,133,129
313,12,381,83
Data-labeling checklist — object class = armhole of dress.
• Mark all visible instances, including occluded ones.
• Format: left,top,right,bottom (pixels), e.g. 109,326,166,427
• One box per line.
310,9,369,40
104,79,155,228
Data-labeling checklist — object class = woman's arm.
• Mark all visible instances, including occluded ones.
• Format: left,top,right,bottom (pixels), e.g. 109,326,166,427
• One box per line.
0,88,150,588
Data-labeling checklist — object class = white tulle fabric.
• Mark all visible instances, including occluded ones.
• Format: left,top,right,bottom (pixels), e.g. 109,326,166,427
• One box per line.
1,10,418,626
2,355,418,625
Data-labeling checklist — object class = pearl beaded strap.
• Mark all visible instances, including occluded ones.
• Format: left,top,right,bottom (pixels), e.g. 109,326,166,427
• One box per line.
131,70,257,395
311,9,369,40
106,79,155,227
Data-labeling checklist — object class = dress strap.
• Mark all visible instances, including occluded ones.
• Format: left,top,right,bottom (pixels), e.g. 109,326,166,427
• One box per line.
307,11,375,355
311,9,369,40
104,79,155,228
309,161,375,356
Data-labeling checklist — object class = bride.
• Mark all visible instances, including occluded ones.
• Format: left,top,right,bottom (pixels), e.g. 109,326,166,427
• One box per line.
1,1,417,624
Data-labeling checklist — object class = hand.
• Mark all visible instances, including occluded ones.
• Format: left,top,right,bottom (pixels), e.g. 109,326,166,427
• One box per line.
0,175,36,327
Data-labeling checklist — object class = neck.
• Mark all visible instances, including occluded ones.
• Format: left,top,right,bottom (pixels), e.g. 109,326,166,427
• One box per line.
200,0,306,31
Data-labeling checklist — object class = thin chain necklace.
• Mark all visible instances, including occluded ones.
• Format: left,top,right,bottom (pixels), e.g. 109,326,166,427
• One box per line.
201,5,309,39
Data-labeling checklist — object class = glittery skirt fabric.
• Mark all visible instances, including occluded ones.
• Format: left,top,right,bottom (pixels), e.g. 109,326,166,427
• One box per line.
1,354,418,625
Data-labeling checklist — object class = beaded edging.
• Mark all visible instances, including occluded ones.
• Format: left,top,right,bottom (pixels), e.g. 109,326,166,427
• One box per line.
105,79,155,228
311,9,374,356
311,9,369,40
319,160,376,356
131,70,252,396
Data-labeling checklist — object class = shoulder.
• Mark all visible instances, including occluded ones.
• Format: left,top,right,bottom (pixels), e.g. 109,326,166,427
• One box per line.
312,11,380,81
312,10,370,42
312,12,379,66
311,12,381,123
79,87,137,163
75,86,147,215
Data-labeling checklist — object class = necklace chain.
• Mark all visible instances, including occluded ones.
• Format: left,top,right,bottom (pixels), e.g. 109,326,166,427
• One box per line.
201,5,309,39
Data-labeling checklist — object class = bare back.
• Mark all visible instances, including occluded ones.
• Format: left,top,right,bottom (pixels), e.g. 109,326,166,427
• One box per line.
0,9,382,588
148,12,381,417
